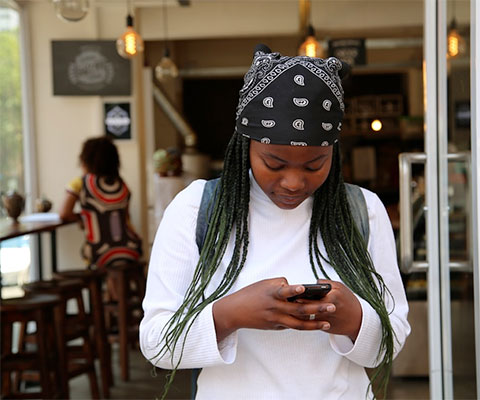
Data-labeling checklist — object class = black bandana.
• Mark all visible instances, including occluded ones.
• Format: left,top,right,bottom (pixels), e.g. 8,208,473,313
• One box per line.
235,45,348,147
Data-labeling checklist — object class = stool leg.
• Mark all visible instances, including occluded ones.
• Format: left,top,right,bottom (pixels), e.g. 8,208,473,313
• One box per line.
81,332,100,399
35,308,55,399
130,271,145,350
117,271,129,381
53,301,70,399
1,319,12,397
137,267,146,299
74,287,100,399
13,321,27,391
90,278,112,398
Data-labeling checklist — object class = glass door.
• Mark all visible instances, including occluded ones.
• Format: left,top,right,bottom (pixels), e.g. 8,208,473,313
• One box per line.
399,0,479,398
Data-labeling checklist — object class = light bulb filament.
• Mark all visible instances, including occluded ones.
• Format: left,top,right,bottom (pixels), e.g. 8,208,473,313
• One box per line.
125,32,137,55
306,42,317,57
448,34,459,57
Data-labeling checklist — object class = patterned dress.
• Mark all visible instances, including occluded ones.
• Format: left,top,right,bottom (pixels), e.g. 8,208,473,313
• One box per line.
67,174,142,267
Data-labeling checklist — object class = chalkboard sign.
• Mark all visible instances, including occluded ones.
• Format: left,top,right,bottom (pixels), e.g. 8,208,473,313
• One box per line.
52,40,131,96
328,39,366,67
104,102,131,140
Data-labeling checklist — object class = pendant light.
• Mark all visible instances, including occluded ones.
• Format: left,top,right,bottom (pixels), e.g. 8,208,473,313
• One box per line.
53,0,89,22
155,0,179,81
298,24,324,58
447,19,465,58
116,0,144,59
297,0,324,58
447,0,465,58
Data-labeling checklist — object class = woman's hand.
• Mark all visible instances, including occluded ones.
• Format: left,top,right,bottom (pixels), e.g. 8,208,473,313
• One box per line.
212,277,362,343
213,277,332,342
299,279,363,342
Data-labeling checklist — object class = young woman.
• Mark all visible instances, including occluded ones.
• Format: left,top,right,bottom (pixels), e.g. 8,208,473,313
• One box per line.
140,45,410,399
59,136,142,269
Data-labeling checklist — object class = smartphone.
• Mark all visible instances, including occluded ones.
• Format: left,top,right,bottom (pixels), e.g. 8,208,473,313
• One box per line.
287,283,332,302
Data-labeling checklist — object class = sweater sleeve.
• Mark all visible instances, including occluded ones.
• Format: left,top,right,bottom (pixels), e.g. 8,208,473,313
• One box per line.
139,180,238,370
66,176,82,197
329,189,411,368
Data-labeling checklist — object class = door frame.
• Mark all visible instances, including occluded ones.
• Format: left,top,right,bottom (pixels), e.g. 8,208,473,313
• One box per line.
471,0,480,397
424,0,480,398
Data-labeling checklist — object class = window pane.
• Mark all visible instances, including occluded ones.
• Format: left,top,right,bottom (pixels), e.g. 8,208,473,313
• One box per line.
0,6,30,299
0,7,24,196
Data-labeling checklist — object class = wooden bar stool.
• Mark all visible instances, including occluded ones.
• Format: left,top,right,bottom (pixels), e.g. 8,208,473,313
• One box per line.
1,293,63,399
53,268,112,399
22,279,100,399
104,261,146,381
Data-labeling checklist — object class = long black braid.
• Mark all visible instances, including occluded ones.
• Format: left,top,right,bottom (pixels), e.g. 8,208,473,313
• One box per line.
310,139,395,398
155,131,395,399
154,131,251,398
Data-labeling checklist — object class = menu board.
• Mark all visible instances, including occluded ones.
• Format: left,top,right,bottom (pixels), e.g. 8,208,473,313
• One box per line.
52,40,131,96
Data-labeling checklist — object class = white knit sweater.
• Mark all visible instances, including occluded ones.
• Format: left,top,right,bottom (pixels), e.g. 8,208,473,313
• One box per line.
140,173,410,400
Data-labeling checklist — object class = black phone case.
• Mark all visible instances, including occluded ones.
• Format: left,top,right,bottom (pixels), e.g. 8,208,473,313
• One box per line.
287,283,332,302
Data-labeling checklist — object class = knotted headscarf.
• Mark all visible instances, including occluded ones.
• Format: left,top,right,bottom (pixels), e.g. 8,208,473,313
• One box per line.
235,44,349,147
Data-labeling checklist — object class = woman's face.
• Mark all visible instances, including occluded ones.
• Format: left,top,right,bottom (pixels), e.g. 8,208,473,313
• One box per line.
249,140,333,210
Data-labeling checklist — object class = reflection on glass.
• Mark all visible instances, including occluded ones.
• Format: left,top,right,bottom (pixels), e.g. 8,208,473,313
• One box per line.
446,0,476,396
411,168,426,262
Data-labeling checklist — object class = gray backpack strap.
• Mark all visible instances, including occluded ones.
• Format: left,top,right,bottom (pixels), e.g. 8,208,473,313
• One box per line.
192,178,220,398
344,183,370,245
195,178,220,254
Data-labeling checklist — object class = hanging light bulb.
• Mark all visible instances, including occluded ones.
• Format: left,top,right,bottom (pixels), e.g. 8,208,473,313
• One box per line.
155,48,179,81
53,0,89,22
298,25,324,58
447,19,464,58
155,0,179,81
116,14,144,59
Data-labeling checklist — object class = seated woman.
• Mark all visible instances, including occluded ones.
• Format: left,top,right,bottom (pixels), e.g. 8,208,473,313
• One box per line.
60,136,143,297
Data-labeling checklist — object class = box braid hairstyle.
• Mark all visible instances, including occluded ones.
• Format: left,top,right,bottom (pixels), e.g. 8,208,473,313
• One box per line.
154,46,396,399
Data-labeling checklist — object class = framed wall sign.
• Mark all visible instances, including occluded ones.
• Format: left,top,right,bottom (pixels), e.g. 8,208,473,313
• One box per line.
52,40,131,96
104,102,131,140
328,39,366,67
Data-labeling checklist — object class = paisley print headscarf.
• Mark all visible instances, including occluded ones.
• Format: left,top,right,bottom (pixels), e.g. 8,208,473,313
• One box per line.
235,44,349,147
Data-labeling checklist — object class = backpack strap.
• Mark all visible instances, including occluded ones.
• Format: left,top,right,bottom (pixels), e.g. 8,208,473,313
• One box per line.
195,178,220,254
192,178,221,399
344,183,370,245
196,180,370,252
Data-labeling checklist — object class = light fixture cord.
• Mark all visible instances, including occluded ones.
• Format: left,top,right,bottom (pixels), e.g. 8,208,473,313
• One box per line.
450,0,457,25
163,0,169,51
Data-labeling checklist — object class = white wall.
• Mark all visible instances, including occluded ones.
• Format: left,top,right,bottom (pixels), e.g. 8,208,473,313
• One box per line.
140,1,300,40
23,1,141,271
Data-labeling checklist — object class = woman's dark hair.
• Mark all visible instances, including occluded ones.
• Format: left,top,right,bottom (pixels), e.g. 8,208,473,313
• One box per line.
79,137,120,180
155,131,395,399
